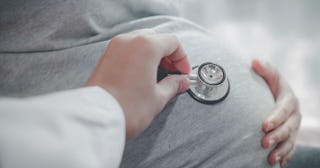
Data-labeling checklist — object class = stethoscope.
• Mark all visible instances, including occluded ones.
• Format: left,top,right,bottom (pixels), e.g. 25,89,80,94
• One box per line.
159,62,230,104
187,62,230,104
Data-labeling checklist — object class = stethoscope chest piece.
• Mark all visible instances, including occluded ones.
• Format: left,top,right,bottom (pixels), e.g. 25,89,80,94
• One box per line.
187,62,230,104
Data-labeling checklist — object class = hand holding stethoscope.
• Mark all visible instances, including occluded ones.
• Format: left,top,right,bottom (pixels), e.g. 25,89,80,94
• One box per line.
161,62,230,104
86,29,191,138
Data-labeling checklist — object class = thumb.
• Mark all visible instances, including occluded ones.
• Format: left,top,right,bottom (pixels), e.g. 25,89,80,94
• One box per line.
252,59,272,79
156,75,189,107
251,59,279,98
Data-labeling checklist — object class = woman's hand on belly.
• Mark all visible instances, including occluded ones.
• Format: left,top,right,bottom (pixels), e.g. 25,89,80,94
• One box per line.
252,59,301,166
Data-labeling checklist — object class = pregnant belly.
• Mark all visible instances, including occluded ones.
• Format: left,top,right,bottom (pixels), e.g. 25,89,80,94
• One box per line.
121,20,278,168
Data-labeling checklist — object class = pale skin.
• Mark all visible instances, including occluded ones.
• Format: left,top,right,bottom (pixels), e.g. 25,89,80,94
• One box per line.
86,29,301,166
252,60,301,166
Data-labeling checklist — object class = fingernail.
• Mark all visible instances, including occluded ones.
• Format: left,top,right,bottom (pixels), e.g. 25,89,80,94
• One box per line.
269,139,275,147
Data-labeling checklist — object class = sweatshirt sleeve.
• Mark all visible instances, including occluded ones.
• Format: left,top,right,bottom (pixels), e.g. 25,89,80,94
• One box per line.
0,86,125,168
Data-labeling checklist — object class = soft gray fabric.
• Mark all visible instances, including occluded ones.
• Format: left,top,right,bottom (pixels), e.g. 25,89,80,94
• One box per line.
0,0,279,167
0,0,178,53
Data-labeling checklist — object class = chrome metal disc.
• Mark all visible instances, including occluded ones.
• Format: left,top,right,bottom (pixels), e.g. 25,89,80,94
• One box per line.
187,62,230,104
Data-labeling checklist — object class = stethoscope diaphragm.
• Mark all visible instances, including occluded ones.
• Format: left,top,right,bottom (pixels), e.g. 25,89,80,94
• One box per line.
187,62,230,104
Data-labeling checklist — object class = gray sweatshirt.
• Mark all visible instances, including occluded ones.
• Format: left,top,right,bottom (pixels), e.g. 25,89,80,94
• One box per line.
0,0,279,168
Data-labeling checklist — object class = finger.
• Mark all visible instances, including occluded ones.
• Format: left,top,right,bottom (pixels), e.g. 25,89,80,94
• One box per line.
160,55,191,74
269,136,295,164
262,112,300,148
281,146,296,167
155,75,189,114
159,56,179,72
251,59,280,98
268,137,295,165
152,34,191,74
262,95,297,132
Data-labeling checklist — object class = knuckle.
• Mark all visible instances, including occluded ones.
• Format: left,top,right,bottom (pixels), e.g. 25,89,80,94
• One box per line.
287,93,298,107
283,126,291,138
132,35,152,46
280,106,291,117
110,35,127,46
276,127,289,142
273,134,280,143
275,106,291,122
271,114,284,127
286,125,294,135
291,113,302,131
131,35,155,56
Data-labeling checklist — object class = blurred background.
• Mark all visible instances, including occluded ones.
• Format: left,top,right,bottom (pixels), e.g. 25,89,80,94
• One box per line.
177,0,320,147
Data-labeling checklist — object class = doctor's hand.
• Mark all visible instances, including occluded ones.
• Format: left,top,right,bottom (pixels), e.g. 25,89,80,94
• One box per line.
86,29,191,139
252,59,301,166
